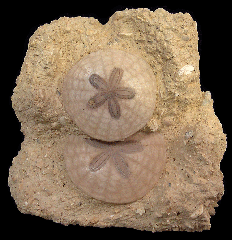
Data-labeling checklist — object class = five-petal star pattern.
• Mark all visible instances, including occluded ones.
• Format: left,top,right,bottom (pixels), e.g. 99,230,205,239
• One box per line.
86,138,144,178
87,67,135,119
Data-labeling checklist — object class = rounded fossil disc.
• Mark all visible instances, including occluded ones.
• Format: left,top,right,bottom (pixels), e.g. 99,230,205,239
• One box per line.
64,132,166,204
62,49,156,141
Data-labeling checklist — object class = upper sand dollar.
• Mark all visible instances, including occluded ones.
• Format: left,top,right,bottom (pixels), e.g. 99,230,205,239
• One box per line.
62,49,156,141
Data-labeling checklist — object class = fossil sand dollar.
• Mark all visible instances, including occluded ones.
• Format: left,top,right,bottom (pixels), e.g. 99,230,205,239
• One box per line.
62,49,156,141
64,132,166,204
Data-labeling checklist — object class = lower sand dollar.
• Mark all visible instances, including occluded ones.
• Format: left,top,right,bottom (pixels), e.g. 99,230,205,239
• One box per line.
62,49,156,142
64,132,166,203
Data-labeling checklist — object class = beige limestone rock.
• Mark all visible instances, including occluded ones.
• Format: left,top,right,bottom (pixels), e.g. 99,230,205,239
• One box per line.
9,8,226,231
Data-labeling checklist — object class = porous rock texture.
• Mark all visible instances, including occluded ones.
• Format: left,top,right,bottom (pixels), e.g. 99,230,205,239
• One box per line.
9,8,226,231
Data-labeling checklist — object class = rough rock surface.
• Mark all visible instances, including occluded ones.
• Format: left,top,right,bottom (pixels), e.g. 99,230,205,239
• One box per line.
9,8,226,231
